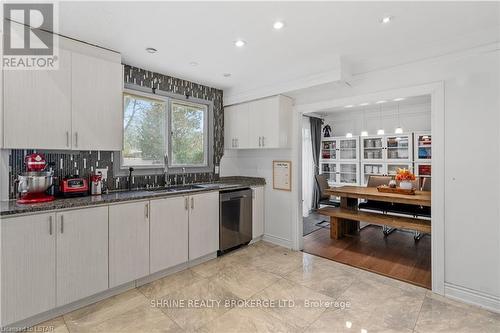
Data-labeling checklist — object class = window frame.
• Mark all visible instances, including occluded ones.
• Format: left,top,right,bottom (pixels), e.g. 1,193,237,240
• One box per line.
167,99,209,170
115,85,214,176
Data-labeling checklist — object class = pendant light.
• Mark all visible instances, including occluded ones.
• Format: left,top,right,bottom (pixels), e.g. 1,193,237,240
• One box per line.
360,108,368,137
395,102,403,134
377,104,385,135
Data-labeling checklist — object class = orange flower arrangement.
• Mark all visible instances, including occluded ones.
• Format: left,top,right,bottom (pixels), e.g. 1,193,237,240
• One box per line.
395,168,416,181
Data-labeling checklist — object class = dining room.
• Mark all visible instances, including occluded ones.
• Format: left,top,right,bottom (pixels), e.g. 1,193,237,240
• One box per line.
301,93,433,289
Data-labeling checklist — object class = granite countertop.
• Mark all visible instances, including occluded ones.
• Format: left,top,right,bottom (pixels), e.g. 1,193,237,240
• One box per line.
0,176,265,217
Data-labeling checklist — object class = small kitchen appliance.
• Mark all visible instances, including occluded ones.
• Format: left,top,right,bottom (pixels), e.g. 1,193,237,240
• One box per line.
60,175,89,197
89,172,103,195
17,153,55,204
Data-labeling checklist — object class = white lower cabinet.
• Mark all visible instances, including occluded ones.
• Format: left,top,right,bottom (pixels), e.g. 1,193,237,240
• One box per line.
1,213,56,325
252,187,265,239
55,207,109,306
150,196,189,274
109,202,150,288
188,192,220,260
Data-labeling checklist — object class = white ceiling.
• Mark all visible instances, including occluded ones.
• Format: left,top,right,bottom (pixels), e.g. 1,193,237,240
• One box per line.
57,1,500,103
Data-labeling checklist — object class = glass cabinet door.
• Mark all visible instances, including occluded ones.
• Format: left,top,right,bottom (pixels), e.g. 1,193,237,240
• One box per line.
386,135,411,161
387,163,413,176
339,138,358,160
321,139,337,160
320,162,337,185
361,163,385,186
339,163,358,185
415,134,432,162
362,137,384,161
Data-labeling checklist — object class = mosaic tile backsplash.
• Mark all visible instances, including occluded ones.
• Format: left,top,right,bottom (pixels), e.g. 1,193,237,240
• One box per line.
8,65,224,199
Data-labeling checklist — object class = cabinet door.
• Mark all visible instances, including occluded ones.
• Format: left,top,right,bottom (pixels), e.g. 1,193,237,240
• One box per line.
109,201,150,287
3,49,72,149
150,196,189,273
249,97,279,148
1,213,56,325
231,103,250,149
362,136,384,161
188,192,219,260
56,207,108,306
252,187,265,239
385,135,412,162
71,52,123,151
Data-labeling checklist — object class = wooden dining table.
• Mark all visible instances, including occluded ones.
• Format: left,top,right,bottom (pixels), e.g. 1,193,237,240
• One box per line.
321,186,431,239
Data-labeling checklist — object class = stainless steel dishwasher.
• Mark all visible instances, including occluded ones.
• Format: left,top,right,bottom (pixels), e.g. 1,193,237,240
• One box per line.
219,188,252,254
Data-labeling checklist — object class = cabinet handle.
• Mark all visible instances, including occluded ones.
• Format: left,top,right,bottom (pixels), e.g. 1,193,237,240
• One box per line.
75,132,78,148
66,131,70,147
262,136,265,147
145,203,149,219
185,197,188,210
259,136,262,147
60,215,64,234
191,197,194,209
49,216,53,235
236,138,239,148
232,138,235,148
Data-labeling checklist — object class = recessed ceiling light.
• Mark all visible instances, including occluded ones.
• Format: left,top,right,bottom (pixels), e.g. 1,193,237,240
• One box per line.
375,100,387,104
273,21,285,30
344,105,354,108
359,102,370,106
145,47,157,54
234,39,246,47
393,97,405,101
223,73,232,77
380,16,393,24
189,61,199,67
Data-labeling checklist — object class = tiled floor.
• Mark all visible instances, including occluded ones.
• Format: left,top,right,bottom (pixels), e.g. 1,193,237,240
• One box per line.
32,241,500,333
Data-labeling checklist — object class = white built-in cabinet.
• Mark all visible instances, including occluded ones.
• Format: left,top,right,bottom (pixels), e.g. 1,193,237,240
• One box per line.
2,36,122,150
251,186,265,240
320,136,360,186
1,213,56,325
188,192,219,260
109,201,150,288
225,95,293,149
0,190,225,326
361,134,413,162
149,196,189,274
55,207,109,306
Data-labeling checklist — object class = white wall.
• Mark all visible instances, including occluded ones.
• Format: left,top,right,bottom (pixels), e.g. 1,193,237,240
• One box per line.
293,45,500,310
322,99,431,137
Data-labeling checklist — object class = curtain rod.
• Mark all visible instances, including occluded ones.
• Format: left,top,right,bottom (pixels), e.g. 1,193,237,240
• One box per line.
302,114,324,120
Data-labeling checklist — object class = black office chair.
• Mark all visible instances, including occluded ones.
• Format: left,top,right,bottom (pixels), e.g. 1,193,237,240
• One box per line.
415,177,431,218
315,174,340,207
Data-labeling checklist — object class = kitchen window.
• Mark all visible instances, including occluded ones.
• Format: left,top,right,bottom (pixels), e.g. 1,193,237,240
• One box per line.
120,89,212,174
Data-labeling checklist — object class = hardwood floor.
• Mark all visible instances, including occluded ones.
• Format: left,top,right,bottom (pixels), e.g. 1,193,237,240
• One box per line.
303,224,431,289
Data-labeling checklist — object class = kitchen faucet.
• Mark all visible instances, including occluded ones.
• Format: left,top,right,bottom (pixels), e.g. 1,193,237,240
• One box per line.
164,154,170,186
128,167,134,191
182,167,186,185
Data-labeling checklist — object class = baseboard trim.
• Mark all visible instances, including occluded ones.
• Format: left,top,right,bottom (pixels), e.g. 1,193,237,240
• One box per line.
262,234,292,248
250,235,263,244
444,282,500,314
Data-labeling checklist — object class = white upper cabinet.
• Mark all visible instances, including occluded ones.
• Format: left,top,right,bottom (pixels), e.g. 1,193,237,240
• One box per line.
3,48,72,149
71,52,123,151
225,95,293,150
3,36,122,150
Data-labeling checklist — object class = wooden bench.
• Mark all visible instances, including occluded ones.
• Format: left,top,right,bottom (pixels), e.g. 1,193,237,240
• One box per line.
317,206,431,239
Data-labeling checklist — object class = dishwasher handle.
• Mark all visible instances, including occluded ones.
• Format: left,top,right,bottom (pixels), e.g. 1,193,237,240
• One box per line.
221,195,247,202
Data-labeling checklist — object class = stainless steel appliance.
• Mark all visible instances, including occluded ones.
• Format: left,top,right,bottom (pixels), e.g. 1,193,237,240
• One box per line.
219,188,252,254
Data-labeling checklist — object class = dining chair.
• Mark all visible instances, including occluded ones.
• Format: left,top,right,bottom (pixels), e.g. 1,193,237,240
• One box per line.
358,175,391,212
315,174,340,207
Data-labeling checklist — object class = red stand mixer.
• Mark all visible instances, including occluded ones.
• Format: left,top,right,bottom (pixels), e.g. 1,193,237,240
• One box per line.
17,153,55,204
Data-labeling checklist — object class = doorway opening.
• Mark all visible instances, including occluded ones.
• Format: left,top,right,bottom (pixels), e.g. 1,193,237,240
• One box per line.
301,94,432,289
